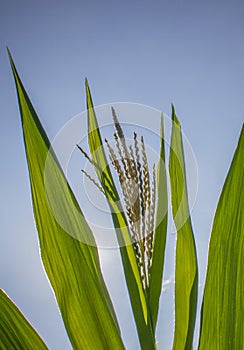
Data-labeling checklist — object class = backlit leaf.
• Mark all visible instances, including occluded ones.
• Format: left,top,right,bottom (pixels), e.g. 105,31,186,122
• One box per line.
169,105,198,350
199,125,244,349
148,113,168,332
86,80,156,350
8,50,124,350
0,289,48,350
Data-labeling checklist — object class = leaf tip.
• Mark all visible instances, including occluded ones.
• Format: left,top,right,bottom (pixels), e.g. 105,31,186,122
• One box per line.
7,47,15,70
171,103,181,127
6,46,10,56
160,111,164,122
85,77,92,105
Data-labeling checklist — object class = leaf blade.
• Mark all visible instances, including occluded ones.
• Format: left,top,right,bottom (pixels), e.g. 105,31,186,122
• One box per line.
0,289,48,350
8,51,125,350
86,80,156,350
148,113,168,332
199,125,244,349
169,106,198,350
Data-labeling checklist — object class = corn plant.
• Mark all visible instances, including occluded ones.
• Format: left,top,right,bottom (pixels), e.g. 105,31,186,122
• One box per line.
0,50,243,350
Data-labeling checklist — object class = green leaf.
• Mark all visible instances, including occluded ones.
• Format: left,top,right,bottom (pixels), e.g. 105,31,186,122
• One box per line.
169,105,198,350
86,79,156,350
198,125,244,350
148,113,168,332
0,289,48,350
8,50,125,350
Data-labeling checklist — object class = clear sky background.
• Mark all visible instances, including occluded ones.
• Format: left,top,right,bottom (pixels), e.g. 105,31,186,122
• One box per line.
0,1,243,349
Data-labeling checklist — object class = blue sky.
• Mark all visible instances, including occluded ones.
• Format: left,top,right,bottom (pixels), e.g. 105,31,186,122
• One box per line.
0,1,243,349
